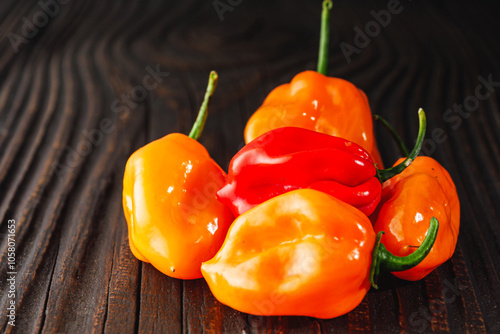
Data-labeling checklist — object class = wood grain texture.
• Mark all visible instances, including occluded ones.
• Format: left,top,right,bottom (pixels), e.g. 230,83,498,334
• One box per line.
0,0,499,333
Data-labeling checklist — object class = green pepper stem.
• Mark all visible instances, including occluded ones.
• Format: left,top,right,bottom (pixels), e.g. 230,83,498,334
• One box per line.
317,0,332,75
370,217,439,289
188,71,218,140
374,114,410,157
376,109,426,183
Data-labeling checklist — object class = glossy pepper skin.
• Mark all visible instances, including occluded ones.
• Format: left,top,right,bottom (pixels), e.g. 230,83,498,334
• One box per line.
371,156,460,281
244,70,384,167
203,189,376,318
244,0,384,167
218,110,426,217
202,189,439,318
122,71,234,279
218,127,381,217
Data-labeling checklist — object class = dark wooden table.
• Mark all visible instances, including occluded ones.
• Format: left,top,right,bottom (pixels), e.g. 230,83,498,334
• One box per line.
1,0,499,333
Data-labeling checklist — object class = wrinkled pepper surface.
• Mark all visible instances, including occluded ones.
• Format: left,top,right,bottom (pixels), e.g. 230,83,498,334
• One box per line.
202,189,438,319
218,110,426,217
122,71,234,279
371,156,460,280
244,0,384,167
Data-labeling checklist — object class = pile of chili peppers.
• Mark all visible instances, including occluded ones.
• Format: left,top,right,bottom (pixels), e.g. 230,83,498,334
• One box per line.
122,0,459,319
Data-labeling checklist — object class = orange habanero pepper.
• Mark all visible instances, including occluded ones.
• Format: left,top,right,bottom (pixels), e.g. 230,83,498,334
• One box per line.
202,189,438,319
244,0,384,167
123,71,234,279
370,117,460,281
372,156,460,281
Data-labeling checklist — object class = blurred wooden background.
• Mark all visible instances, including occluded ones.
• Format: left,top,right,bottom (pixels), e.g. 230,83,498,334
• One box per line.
0,0,499,333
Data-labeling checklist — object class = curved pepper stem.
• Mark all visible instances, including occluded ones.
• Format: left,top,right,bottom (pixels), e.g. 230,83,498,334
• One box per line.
374,114,410,157
188,71,219,140
376,109,426,183
370,217,439,289
317,0,333,75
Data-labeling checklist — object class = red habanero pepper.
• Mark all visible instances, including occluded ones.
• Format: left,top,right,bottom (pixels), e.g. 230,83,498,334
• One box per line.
244,0,384,167
202,189,439,318
122,72,234,279
218,109,426,217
